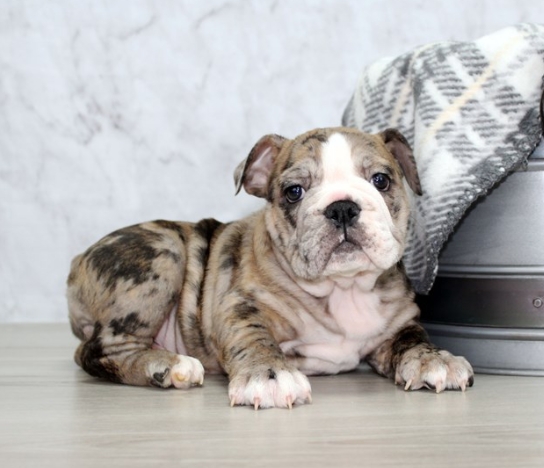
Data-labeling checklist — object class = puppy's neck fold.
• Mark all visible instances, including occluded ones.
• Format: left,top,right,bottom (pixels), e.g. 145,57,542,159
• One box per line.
294,270,382,298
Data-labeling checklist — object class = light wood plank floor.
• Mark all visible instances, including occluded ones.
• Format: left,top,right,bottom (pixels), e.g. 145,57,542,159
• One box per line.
1,324,543,467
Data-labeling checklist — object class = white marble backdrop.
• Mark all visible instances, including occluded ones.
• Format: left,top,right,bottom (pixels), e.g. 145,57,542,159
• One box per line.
0,0,540,322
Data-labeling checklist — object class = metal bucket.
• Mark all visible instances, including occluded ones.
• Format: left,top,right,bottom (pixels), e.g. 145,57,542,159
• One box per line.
419,140,544,376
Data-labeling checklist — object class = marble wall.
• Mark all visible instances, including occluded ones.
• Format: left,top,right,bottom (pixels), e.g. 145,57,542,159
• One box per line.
0,0,540,322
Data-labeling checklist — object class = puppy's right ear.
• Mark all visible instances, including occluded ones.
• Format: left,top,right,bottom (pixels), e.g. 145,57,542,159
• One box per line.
234,134,287,198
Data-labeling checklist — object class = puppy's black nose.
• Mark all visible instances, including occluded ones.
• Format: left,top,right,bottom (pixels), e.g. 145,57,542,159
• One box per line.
324,200,361,229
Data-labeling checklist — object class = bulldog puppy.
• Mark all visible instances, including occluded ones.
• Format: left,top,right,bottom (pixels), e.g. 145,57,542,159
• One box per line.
67,127,474,409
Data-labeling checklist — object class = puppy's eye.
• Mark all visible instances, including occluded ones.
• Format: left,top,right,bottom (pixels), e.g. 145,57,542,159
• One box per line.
371,173,391,191
284,185,305,203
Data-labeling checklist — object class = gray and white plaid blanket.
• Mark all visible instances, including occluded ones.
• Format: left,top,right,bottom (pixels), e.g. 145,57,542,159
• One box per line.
342,23,544,294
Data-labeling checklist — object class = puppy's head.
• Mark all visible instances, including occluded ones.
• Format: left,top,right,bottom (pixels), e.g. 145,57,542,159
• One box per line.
235,127,421,281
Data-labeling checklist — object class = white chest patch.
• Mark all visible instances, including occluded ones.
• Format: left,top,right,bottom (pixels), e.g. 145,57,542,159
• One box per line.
327,285,386,339
280,280,387,375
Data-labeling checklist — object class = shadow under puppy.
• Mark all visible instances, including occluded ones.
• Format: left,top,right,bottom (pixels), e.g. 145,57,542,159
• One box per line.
67,127,474,409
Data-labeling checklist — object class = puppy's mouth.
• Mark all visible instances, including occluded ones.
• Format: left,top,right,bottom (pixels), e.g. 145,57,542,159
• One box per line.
325,235,365,264
319,235,375,278
332,239,360,255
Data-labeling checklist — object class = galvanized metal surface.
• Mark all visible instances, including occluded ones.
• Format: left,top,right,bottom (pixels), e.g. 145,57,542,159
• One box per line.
423,322,544,376
419,276,544,328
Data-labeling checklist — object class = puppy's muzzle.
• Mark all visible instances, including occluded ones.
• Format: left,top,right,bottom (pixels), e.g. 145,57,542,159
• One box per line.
324,200,361,239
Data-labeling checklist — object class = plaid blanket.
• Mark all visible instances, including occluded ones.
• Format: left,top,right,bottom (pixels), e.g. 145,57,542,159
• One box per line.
342,23,544,294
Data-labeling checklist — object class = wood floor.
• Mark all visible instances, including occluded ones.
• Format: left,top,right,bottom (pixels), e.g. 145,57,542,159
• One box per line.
1,324,543,467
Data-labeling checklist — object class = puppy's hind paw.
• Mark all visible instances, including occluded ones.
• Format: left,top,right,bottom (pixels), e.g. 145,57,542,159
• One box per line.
170,355,205,389
150,355,205,389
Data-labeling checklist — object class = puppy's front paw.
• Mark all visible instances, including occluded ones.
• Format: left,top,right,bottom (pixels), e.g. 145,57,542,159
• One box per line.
395,346,474,393
149,355,205,389
228,366,312,409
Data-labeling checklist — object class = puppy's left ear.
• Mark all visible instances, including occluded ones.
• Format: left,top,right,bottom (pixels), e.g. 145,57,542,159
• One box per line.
380,128,422,196
234,134,287,198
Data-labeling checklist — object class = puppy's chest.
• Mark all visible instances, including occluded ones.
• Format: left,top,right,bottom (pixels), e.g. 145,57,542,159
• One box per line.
280,287,388,374
327,286,386,337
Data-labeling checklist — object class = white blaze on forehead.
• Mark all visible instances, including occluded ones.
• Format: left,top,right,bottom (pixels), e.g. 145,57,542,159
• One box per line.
320,133,357,184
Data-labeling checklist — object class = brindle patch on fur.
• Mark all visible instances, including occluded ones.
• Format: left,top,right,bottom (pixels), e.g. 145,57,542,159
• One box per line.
85,226,164,290
229,346,248,361
219,227,244,271
151,220,187,243
375,263,410,292
157,248,182,264
197,245,209,265
278,199,298,229
300,132,328,146
194,218,223,241
109,312,149,336
235,303,260,320
145,287,159,298
193,218,226,313
389,199,402,217
79,323,121,383
390,324,435,370
379,183,405,214
184,314,208,358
